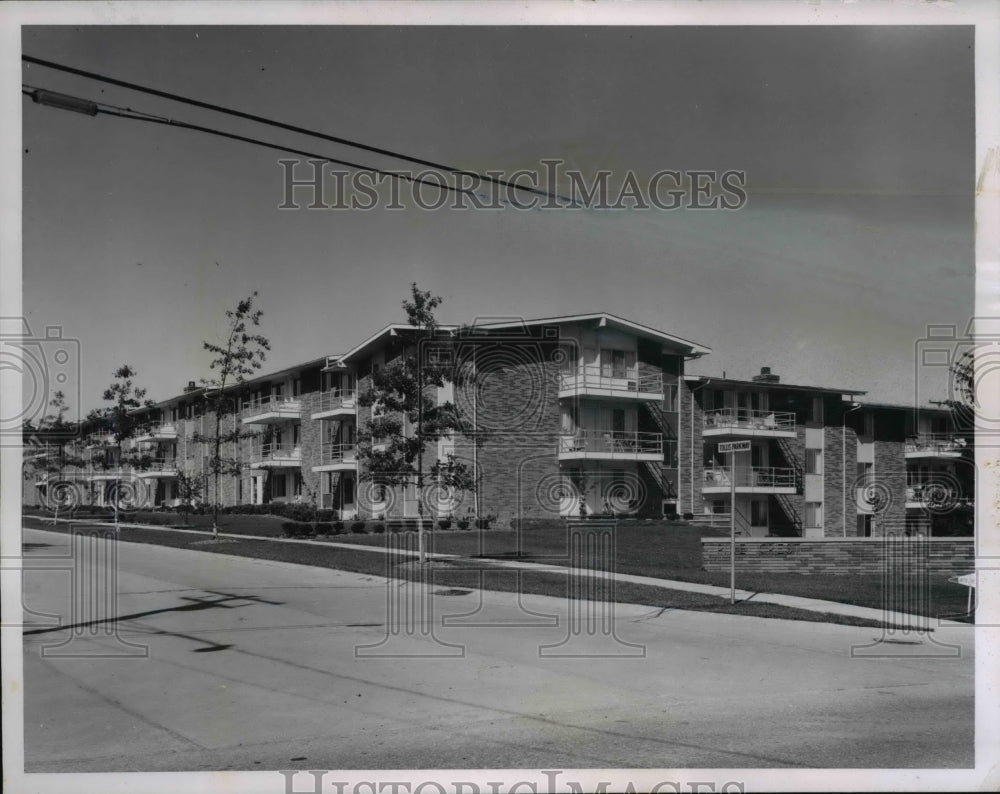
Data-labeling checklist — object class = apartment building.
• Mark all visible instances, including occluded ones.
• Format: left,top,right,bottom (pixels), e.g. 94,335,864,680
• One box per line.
682,368,866,537
22,314,974,537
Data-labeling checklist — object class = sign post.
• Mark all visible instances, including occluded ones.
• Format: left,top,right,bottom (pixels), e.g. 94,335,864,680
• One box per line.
717,439,751,605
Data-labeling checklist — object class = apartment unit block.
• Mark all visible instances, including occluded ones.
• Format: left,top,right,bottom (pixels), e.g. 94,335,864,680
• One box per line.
22,313,974,538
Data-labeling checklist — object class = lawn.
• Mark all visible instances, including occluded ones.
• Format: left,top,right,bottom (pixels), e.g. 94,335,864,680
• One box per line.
22,513,972,625
20,517,896,629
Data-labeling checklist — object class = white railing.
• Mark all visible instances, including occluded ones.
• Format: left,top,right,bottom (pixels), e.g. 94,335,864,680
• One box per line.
243,394,302,416
314,389,357,413
703,465,797,489
134,457,179,472
559,429,663,456
320,442,356,465
253,443,301,462
703,408,796,433
906,483,960,503
905,434,967,455
135,422,178,440
23,444,59,459
559,365,663,395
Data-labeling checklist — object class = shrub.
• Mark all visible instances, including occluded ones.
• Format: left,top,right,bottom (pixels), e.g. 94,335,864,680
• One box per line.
281,521,315,538
314,522,333,536
372,522,386,534
683,512,694,521
333,520,345,534
351,521,367,534
474,517,492,530
666,512,681,521
438,518,452,530
457,519,471,531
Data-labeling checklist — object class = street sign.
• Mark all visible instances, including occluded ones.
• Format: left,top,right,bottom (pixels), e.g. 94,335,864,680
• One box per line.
717,438,751,605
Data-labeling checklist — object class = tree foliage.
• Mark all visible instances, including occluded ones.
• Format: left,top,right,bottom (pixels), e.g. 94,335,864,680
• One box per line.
192,292,270,535
356,283,480,506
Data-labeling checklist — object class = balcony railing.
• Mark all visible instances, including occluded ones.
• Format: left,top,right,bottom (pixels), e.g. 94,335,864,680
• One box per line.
906,483,962,504
133,457,179,475
251,443,302,464
134,422,178,442
312,389,357,415
242,395,302,421
558,429,663,457
702,465,797,489
703,408,796,434
319,442,357,466
905,434,967,456
559,366,663,396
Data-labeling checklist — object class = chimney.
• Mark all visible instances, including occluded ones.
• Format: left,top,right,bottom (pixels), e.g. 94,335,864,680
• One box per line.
752,366,779,383
183,380,198,392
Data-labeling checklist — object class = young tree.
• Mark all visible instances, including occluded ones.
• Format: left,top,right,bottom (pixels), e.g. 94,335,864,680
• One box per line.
173,469,204,526
193,292,270,539
356,283,479,562
95,365,154,532
25,390,83,521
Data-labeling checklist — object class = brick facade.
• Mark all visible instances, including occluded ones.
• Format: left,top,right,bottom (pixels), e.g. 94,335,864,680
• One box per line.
702,536,974,576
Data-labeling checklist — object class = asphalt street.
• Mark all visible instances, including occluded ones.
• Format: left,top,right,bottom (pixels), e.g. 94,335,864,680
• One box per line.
19,526,974,771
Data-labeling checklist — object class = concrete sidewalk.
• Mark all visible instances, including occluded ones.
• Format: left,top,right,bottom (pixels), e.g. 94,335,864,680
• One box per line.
25,515,972,629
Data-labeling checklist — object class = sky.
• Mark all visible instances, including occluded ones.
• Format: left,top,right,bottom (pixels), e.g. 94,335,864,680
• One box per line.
19,24,975,418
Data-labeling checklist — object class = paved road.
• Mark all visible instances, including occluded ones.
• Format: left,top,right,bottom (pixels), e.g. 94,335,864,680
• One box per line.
19,527,974,771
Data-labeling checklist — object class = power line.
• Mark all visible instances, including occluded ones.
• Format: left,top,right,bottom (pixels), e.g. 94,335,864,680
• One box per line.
21,85,542,207
23,54,578,207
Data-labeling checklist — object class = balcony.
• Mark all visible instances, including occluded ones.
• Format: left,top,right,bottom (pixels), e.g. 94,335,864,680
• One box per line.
85,432,116,449
133,458,180,478
249,443,302,468
905,434,967,459
311,389,357,420
702,465,797,494
558,430,663,461
702,408,796,439
85,467,132,481
312,442,358,472
23,444,59,460
134,423,179,443
905,482,969,510
558,366,664,401
241,395,302,425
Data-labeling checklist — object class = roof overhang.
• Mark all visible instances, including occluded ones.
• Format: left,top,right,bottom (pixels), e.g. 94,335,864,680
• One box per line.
464,313,711,357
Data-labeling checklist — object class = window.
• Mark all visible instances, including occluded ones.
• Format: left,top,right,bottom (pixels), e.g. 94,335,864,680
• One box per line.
856,462,873,486
293,472,303,496
805,502,822,528
271,475,287,499
342,475,355,506
292,378,301,397
811,397,824,424
664,384,679,412
237,479,243,503
805,449,823,475
750,500,767,526
857,514,873,537
612,408,626,433
863,411,875,438
292,423,301,446
273,383,284,401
